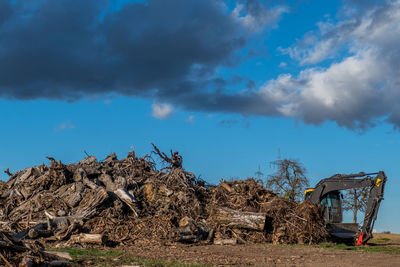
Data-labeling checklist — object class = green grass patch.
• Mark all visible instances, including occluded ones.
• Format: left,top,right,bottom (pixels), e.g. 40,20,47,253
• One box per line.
319,242,400,254
376,238,391,242
47,247,209,267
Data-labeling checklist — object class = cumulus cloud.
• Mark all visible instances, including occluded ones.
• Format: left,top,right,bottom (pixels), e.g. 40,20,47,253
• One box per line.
262,0,400,130
260,52,389,129
152,103,174,119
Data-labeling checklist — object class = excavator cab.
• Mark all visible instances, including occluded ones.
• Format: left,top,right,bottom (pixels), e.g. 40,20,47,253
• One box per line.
320,191,343,223
305,189,358,240
305,189,343,223
320,191,359,240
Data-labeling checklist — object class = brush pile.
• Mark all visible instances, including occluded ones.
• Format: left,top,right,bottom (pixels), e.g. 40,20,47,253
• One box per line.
264,199,329,244
0,145,329,265
206,179,328,244
0,231,69,266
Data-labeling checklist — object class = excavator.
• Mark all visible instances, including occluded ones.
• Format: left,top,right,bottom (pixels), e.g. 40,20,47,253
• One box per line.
304,171,387,245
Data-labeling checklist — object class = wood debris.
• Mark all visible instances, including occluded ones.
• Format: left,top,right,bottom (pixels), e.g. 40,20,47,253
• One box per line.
0,144,329,265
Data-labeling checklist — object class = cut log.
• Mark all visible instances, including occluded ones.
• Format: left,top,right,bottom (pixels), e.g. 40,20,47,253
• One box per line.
213,208,266,231
28,228,54,239
213,238,237,245
44,251,72,261
28,228,53,239
177,216,209,242
68,233,105,244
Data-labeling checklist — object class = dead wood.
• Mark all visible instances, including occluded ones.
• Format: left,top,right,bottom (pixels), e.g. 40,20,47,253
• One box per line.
213,238,237,245
18,256,33,267
113,189,138,217
0,231,66,266
4,168,12,177
67,233,104,244
0,143,329,263
44,251,72,261
212,208,266,231
151,143,182,169
0,251,13,267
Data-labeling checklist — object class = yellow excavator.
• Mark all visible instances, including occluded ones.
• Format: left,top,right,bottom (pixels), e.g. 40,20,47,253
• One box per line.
305,171,387,245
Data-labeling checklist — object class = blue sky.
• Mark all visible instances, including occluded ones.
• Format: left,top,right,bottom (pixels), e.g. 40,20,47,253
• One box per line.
0,0,399,233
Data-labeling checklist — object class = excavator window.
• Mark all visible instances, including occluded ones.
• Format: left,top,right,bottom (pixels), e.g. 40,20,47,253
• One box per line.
321,191,343,223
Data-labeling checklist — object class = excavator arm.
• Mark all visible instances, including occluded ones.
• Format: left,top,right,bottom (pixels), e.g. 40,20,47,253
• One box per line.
307,171,387,245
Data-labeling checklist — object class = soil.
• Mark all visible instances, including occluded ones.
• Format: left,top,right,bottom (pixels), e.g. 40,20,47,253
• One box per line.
120,234,400,266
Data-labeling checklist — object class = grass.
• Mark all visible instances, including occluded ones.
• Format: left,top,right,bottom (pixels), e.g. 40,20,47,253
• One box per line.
263,234,400,255
47,247,210,267
376,238,391,242
319,242,400,254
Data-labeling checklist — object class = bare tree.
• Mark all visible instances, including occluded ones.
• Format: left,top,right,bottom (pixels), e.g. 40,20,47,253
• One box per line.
342,188,369,223
266,159,309,202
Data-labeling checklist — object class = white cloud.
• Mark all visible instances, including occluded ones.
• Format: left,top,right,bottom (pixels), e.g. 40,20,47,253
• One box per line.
55,121,75,132
279,25,344,65
151,103,174,119
232,2,288,32
258,1,400,130
281,1,400,65
261,51,389,129
278,62,287,68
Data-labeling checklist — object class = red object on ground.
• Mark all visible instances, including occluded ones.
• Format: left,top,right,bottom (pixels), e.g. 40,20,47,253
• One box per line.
356,232,364,246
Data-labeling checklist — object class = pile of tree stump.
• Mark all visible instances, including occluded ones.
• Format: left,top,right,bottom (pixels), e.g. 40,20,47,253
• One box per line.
0,144,329,265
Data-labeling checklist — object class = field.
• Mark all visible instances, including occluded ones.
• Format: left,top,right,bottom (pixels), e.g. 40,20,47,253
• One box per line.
51,233,400,266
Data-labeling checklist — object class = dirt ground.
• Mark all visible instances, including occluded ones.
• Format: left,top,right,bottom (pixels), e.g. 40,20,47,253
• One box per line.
120,234,400,266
